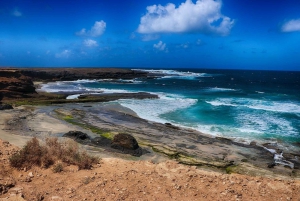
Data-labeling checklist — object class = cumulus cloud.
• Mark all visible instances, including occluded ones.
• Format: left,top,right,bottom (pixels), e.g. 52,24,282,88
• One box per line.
83,39,98,47
55,50,71,58
282,19,300,32
76,20,106,37
12,8,22,17
137,0,234,36
153,41,167,51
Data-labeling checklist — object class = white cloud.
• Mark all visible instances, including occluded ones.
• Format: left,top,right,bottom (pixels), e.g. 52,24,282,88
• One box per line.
137,0,234,36
76,20,106,37
83,39,98,47
153,41,167,51
12,8,22,17
282,19,300,32
55,50,71,58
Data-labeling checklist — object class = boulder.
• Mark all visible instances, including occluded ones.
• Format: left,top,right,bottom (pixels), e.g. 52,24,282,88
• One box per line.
0,104,13,110
63,131,90,142
111,133,139,150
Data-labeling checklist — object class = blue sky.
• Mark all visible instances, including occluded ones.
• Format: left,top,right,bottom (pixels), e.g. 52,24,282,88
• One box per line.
1,0,300,70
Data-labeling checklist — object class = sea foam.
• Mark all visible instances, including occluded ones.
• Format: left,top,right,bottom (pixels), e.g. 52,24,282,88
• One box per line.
116,93,198,124
206,98,300,114
133,69,212,79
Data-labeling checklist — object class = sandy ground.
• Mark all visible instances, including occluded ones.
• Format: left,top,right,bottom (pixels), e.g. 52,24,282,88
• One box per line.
0,139,300,201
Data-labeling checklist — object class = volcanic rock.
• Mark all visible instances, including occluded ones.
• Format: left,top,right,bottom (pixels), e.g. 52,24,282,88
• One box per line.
0,104,13,110
63,131,91,143
111,133,139,150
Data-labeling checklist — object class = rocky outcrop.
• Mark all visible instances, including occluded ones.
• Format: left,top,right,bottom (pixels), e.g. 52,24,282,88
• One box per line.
111,134,143,156
0,68,150,101
19,68,148,82
0,104,13,110
78,92,158,101
63,131,90,141
0,70,36,100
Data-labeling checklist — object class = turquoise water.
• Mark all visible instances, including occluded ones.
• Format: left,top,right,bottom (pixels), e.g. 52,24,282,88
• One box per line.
41,69,300,144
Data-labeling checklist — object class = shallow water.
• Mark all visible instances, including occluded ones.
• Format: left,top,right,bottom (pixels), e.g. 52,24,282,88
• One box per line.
39,69,300,146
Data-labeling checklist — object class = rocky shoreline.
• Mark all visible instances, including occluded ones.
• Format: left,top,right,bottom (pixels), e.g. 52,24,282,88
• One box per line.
1,67,300,200
0,68,149,101
0,67,299,178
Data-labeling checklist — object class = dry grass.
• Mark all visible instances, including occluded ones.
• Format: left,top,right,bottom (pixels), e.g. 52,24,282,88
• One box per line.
9,137,99,170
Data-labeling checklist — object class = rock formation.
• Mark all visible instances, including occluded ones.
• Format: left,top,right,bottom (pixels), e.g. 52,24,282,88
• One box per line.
0,70,36,100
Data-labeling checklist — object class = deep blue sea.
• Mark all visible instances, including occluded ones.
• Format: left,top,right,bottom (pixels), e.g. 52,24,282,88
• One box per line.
41,69,300,145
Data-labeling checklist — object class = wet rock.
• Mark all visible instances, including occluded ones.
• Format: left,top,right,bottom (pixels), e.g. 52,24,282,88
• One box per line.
0,104,13,110
249,141,257,146
64,131,90,140
111,133,139,150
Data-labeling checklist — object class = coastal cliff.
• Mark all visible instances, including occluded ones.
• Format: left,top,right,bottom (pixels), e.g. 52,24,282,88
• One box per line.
0,68,148,101
0,70,36,100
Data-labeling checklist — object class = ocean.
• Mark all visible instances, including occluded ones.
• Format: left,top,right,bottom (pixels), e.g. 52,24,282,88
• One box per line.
40,69,300,146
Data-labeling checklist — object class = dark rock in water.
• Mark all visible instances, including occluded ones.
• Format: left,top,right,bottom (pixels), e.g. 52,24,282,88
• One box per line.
249,141,257,146
165,123,172,126
111,133,139,150
63,131,90,142
267,162,276,168
0,104,13,110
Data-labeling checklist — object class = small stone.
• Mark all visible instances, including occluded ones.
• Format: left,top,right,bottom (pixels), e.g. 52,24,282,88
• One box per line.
51,196,63,201
28,172,34,178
